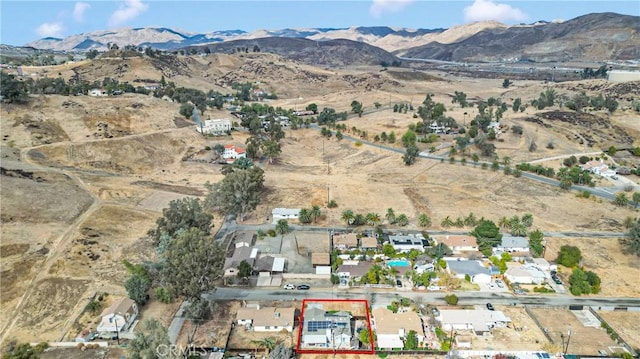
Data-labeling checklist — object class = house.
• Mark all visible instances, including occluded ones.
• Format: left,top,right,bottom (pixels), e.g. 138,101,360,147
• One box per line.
336,261,374,282
224,233,258,275
413,263,435,274
301,306,352,349
236,305,296,332
438,309,511,335
89,88,107,97
388,234,426,253
272,208,300,220
372,307,425,349
253,255,286,274
433,235,478,252
429,121,448,134
445,259,492,284
530,258,556,272
96,297,138,333
196,118,232,135
494,235,530,254
333,233,358,251
360,236,378,251
580,160,616,178
221,145,246,163
312,253,330,267
504,264,546,284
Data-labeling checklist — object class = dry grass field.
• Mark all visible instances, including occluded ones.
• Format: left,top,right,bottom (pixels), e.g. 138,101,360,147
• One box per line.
597,311,640,350
529,308,618,355
1,52,639,346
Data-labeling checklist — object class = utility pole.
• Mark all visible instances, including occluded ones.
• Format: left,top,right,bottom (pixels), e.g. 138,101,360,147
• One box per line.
114,315,120,345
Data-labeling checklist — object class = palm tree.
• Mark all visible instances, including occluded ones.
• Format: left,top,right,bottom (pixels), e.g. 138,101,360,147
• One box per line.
510,222,528,237
366,212,382,226
275,219,289,235
354,213,366,226
454,217,464,228
441,216,453,228
464,212,478,227
341,209,355,226
386,208,396,224
396,214,409,226
311,205,321,223
418,213,431,228
298,208,312,224
498,216,510,229
502,156,511,166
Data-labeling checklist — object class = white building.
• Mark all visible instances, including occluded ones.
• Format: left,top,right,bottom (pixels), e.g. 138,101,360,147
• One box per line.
196,118,232,135
221,145,246,163
388,234,425,253
89,88,107,97
504,264,546,284
438,309,511,335
272,208,300,220
608,70,640,82
494,235,530,254
96,297,138,334
236,306,296,332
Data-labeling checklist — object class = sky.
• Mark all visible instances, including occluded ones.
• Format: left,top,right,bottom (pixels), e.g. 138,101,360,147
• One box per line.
0,0,638,46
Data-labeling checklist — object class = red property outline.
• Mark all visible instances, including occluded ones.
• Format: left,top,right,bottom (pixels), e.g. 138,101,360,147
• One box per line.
296,298,374,355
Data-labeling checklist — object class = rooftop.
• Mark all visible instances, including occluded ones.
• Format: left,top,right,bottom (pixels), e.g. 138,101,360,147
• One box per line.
337,261,374,277
497,235,530,249
446,259,489,276
236,306,296,328
360,236,378,248
100,297,135,317
433,235,477,248
372,307,423,336
388,234,424,246
333,233,358,248
312,252,331,266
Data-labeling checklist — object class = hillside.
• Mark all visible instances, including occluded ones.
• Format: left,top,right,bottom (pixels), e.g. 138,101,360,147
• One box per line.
400,12,640,62
184,37,400,67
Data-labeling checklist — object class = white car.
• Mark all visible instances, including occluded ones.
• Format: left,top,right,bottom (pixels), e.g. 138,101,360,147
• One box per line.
427,285,441,291
283,284,295,290
495,280,505,288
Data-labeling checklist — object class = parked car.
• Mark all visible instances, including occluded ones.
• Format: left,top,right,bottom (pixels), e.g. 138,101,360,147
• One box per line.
553,277,563,285
396,280,402,288
495,279,505,288
283,284,295,290
486,303,495,311
431,307,440,316
297,284,310,290
427,285,441,291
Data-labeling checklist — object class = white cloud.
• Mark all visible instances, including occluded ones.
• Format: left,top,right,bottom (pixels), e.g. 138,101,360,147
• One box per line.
464,0,528,23
109,0,149,27
73,2,91,22
370,0,414,18
35,22,64,38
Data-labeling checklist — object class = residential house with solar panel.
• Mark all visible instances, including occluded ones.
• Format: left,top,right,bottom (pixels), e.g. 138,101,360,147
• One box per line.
301,305,352,349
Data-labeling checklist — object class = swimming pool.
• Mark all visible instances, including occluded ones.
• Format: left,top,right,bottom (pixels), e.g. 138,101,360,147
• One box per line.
388,259,410,267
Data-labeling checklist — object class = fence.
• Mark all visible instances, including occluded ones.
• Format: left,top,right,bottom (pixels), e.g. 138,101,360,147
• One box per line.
587,307,637,357
281,273,329,279
524,305,554,343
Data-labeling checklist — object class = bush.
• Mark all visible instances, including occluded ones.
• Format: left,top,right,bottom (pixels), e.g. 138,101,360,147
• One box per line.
267,229,276,237
444,294,458,305
328,200,338,208
557,245,582,267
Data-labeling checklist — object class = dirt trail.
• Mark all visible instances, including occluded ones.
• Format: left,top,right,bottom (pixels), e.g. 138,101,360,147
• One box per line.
0,148,103,344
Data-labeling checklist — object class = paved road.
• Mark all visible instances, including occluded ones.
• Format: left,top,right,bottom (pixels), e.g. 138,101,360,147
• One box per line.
206,287,640,308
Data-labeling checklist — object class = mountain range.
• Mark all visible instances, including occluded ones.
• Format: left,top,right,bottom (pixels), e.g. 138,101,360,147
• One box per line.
18,12,640,63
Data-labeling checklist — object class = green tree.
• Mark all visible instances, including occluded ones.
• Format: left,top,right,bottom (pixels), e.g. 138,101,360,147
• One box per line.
401,130,417,147
620,220,640,256
440,215,454,228
557,245,582,267
3,343,48,359
386,208,396,224
452,91,468,108
351,100,363,117
160,227,225,300
404,330,418,350
298,208,312,224
148,197,213,247
418,213,432,228
306,103,318,113
522,213,534,227
396,214,409,226
613,192,629,207
261,139,282,164
359,328,371,345
471,219,503,257
632,192,640,208
127,319,175,359
403,144,420,165
512,98,522,112
237,260,252,279
382,243,396,258
341,209,355,225
569,268,593,296
1,72,29,104
311,205,322,223
205,166,265,221
124,274,151,305
502,79,512,88
275,219,289,235
528,229,545,257
366,212,382,226
179,102,195,118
